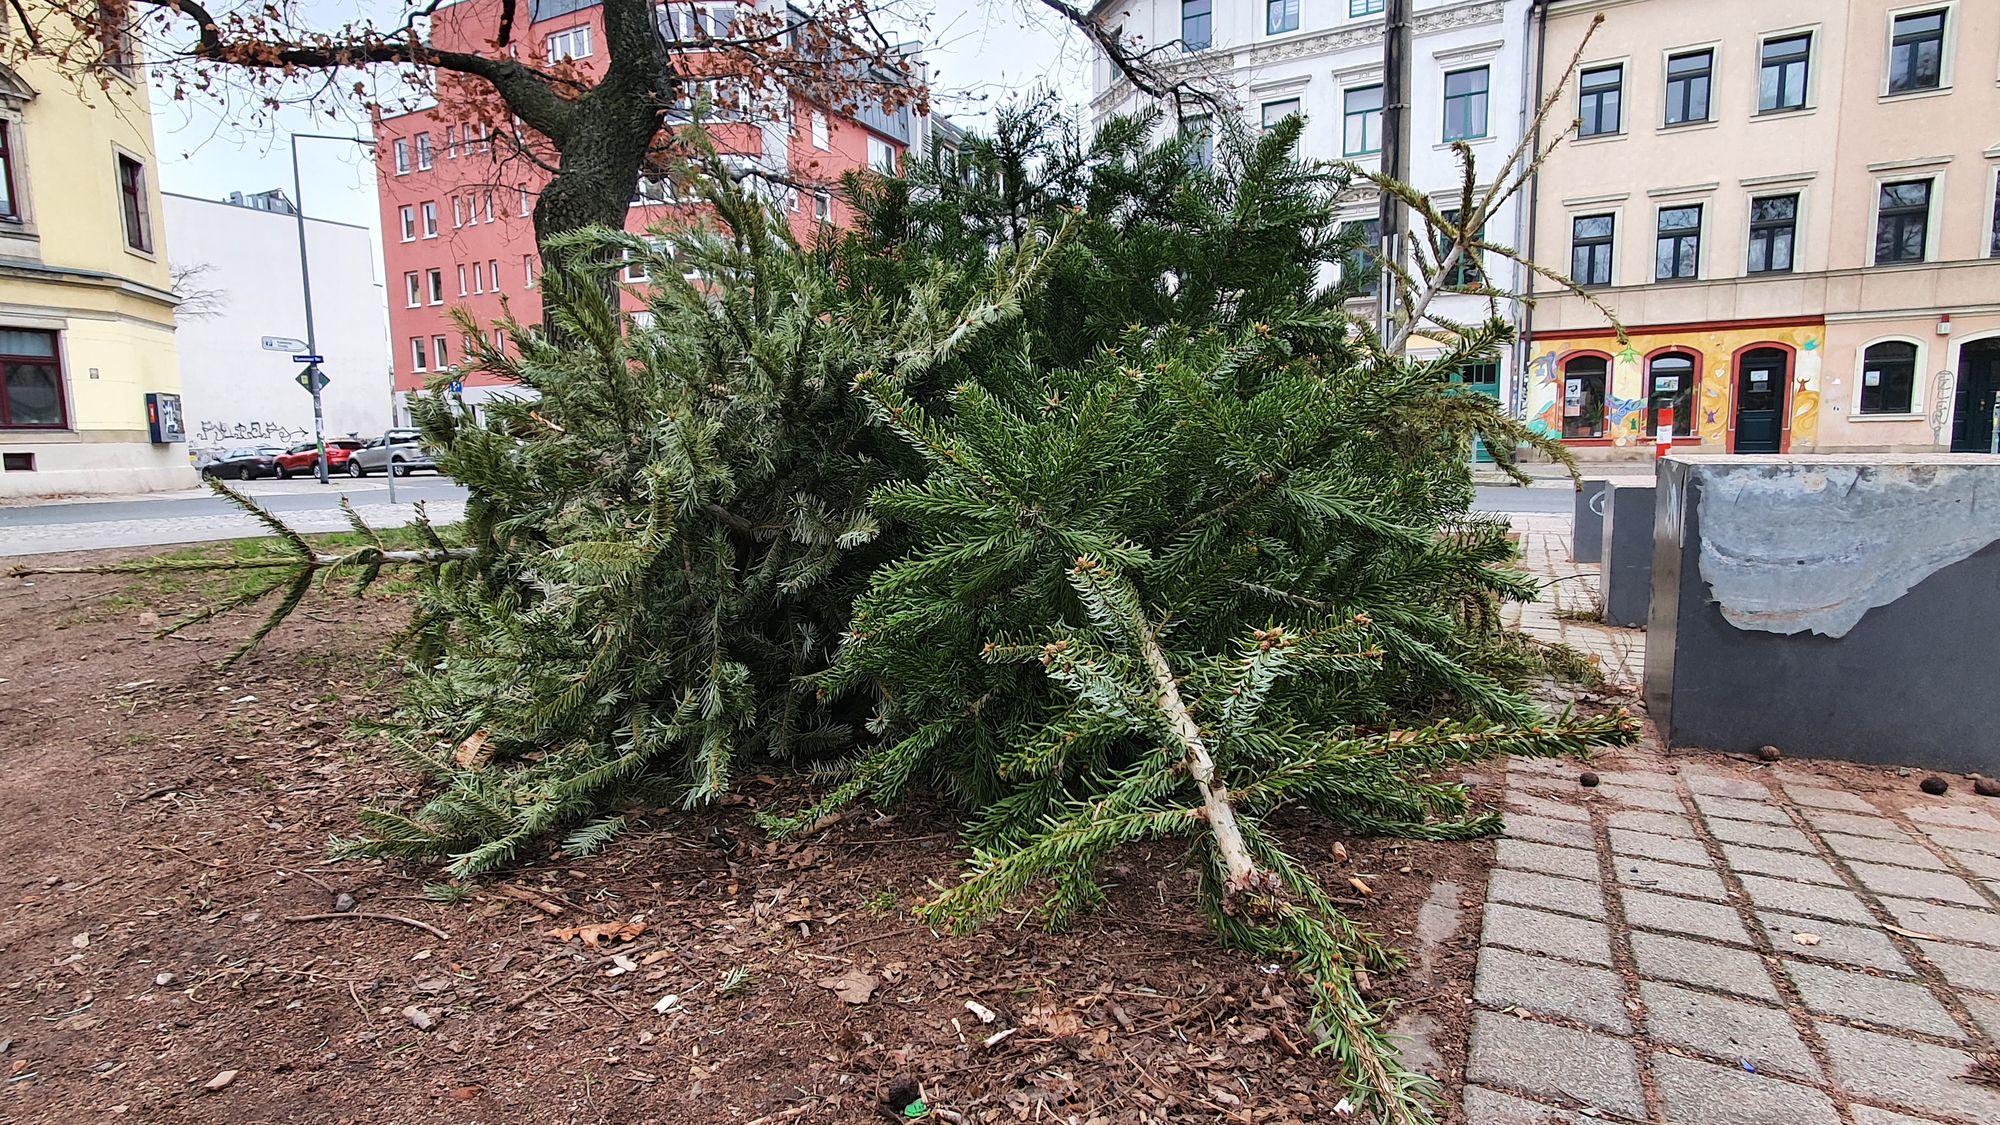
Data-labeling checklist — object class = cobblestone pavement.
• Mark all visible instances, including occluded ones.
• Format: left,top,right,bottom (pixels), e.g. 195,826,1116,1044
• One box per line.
1462,750,2000,1124
1499,513,1644,692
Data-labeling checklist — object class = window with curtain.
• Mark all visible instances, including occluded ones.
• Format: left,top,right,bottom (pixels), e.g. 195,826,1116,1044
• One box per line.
1443,67,1489,141
0,328,63,429
1343,85,1383,155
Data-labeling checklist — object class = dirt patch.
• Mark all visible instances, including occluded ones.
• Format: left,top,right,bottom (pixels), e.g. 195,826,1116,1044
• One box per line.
1,547,1498,1123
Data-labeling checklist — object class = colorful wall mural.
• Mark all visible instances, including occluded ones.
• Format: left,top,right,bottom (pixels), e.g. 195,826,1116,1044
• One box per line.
1524,322,1824,451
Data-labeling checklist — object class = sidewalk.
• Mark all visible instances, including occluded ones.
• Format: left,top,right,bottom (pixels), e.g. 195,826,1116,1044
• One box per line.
1501,512,1644,692
1475,461,1661,489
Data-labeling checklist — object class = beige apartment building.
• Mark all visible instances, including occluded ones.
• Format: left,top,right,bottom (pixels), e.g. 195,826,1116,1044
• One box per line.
1524,0,2000,456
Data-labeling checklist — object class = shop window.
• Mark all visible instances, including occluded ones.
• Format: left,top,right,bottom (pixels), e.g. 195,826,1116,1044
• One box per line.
1860,341,1917,415
1646,352,1696,436
1561,355,1608,440
0,328,63,428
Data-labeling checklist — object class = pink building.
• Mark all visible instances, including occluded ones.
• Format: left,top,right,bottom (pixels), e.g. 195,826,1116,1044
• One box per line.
374,0,940,416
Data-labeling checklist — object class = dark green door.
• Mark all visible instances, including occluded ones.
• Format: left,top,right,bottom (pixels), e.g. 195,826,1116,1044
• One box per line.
1452,362,1503,461
1734,348,1788,454
1951,341,2000,453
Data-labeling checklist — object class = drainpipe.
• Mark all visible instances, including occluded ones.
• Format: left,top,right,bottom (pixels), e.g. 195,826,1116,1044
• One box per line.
1516,0,1549,422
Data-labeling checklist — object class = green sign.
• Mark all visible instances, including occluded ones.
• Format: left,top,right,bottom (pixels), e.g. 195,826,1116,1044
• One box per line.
295,364,330,394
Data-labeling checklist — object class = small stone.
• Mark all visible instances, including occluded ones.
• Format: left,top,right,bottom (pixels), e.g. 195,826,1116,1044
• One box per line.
401,1006,435,1031
1921,776,1950,796
202,1069,238,1092
333,892,358,913
1974,777,2000,799
155,972,175,987
1578,771,1600,788
1758,744,1782,761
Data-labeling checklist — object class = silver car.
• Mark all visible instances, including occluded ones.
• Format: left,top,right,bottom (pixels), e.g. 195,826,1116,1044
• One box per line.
346,429,438,477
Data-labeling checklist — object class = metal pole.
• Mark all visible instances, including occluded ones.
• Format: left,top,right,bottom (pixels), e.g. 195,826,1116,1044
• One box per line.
290,135,329,484
1378,0,1413,351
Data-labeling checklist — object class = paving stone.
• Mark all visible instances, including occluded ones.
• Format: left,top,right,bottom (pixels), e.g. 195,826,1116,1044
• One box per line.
1487,869,1607,920
1919,825,2000,857
1599,784,1683,812
1474,947,1629,1033
1817,1021,2000,1122
1703,817,1817,853
1505,792,1589,822
1757,912,1914,975
1495,839,1601,882
1608,827,1712,867
1387,1011,1446,1079
1914,939,2000,991
1690,791,1793,824
1950,849,2000,879
1737,874,1874,923
1606,809,1696,837
1802,808,1913,841
1881,897,2000,947
1460,1084,1582,1124
1906,805,2000,832
1591,768,1678,791
1651,1052,1838,1125
1620,887,1751,945
1504,815,1596,849
1638,980,1820,1081
1718,842,1844,886
1615,855,1729,901
1481,904,1613,966
1783,785,1878,812
1413,880,1463,973
1464,1010,1646,1120
1781,959,1963,1038
1684,773,1772,799
1847,860,1987,906
1819,832,1943,869
1964,994,2000,1040
1630,930,1779,1000
1508,755,1574,777
1848,1108,1957,1125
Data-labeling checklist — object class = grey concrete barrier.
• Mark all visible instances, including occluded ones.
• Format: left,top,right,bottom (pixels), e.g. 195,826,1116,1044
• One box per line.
1572,479,1608,563
1600,483,1656,629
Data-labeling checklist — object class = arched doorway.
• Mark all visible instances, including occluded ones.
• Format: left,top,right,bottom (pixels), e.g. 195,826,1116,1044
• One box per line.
1646,351,1697,439
1734,347,1790,453
1951,339,2000,453
1561,354,1608,440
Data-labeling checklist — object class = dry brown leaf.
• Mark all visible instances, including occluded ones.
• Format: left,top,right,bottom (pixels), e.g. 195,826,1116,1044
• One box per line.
1791,932,1822,946
1331,841,1349,862
1348,876,1373,896
816,973,877,1005
549,919,648,949
453,730,493,769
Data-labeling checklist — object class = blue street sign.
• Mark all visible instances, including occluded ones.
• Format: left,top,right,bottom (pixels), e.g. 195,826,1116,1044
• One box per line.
292,353,325,364
448,380,464,395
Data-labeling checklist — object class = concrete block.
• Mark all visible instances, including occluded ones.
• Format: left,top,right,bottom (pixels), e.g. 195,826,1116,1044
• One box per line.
1849,1108,1961,1125
1756,912,1914,975
1782,785,1878,812
1599,483,1655,628
1916,824,2000,857
1718,843,1844,886
1802,808,1913,841
1818,832,1940,869
1481,903,1613,966
1781,960,1962,1039
1817,1021,2000,1122
1606,809,1697,837
1503,814,1595,849
1737,874,1873,923
1474,946,1629,1032
1461,1086,1583,1125
1487,869,1607,920
1465,1010,1646,1120
1881,897,2000,946
1651,1052,1838,1125
1572,479,1608,563
1495,839,1601,881
1846,860,1986,906
1609,826,1712,866
1630,931,1779,1000
1614,855,1728,901
1619,887,1751,944
1689,791,1793,824
1703,818,1816,853
1682,772,1773,799
1915,939,2000,991
1638,981,1820,1081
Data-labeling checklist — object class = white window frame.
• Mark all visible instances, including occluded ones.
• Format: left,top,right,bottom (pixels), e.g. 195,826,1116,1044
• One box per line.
1851,335,1927,419
445,126,457,159
814,189,832,223
404,271,421,307
473,261,484,294
421,201,438,238
1985,163,2000,259
520,187,532,217
399,205,416,242
457,264,468,296
489,258,500,291
410,336,428,372
427,268,444,305
393,139,410,175
415,132,433,171
1754,26,1820,116
523,254,537,288
453,196,464,228
484,191,494,223
1881,2,1957,99
546,25,593,62
1869,171,1942,266
433,335,449,370
867,134,896,174
810,110,829,150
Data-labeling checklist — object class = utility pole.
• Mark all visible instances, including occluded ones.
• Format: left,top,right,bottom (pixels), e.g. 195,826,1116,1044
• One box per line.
1378,0,1413,352
289,132,372,485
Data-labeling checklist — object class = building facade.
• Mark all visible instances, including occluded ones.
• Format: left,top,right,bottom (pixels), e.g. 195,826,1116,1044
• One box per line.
1089,0,1540,414
0,13,190,498
375,0,934,420
1527,0,2000,456
164,191,393,459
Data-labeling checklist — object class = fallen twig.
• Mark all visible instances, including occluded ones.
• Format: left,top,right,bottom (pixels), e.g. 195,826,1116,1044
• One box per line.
283,911,450,941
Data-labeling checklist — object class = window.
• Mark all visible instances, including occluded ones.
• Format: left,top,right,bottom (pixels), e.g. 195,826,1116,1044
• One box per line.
445,126,457,158
1646,352,1696,437
399,205,415,241
1571,214,1614,287
1438,208,1484,288
1351,0,1384,14
814,190,832,223
1665,50,1712,125
1888,10,1947,93
404,271,421,307
1875,179,1931,263
1655,204,1701,281
520,186,532,216
427,268,444,305
0,123,18,221
1991,169,2000,257
1340,217,1381,297
1343,85,1383,155
1443,67,1489,141
1759,34,1810,113
415,133,433,170
1860,341,1918,414
1562,356,1608,439
1182,114,1214,171
116,154,150,253
1747,193,1797,273
867,135,897,174
1182,0,1212,50
421,201,438,237
1578,65,1622,137
457,264,468,296
410,337,427,372
0,329,63,429
1260,99,1300,133
393,139,410,175
433,335,449,369
546,25,592,61
810,110,829,150
489,259,500,291
97,3,138,81
1267,0,1298,35
453,197,464,228
523,255,537,288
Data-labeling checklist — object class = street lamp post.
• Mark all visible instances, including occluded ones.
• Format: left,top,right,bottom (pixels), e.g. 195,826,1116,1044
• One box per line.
290,132,371,485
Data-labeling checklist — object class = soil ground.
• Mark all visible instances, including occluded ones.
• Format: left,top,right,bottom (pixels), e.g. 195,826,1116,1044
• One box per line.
0,545,1505,1124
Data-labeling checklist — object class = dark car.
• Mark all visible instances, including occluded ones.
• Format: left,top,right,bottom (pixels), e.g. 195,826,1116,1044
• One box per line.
199,446,286,480
346,429,439,477
274,439,364,479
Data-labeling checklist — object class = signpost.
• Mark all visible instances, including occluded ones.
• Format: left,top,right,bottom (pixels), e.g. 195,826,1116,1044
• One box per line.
261,336,308,353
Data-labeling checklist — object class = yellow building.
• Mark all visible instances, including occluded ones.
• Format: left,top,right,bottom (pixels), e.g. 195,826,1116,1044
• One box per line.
0,17,189,497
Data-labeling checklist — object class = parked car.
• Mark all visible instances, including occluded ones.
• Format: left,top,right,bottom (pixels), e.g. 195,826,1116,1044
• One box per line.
346,428,438,477
200,446,286,480
273,439,364,478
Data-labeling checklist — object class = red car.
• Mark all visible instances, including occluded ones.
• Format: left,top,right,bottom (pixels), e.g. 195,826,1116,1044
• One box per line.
273,439,364,479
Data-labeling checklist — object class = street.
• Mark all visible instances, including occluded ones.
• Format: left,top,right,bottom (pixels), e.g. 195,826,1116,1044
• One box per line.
0,476,469,557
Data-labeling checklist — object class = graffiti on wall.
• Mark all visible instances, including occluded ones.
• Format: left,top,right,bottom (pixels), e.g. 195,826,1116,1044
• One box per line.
195,418,310,446
1526,325,1824,450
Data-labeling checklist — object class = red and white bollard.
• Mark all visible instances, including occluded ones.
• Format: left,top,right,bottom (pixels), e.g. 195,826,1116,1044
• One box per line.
1656,407,1675,460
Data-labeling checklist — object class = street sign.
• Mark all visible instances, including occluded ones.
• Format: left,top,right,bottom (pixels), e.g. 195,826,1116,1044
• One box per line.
261,336,308,352
447,380,464,395
295,365,330,393
292,353,325,364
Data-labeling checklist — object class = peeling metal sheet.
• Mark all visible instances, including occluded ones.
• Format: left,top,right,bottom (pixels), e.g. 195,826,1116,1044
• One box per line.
1694,460,2000,638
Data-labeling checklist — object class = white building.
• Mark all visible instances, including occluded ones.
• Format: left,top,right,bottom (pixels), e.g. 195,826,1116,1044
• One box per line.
163,191,392,458
1089,0,1536,412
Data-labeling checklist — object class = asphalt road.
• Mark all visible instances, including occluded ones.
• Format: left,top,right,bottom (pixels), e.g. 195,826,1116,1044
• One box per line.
1471,485,1576,514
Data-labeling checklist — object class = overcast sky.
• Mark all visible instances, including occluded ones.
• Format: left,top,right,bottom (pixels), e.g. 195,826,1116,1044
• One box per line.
151,1,1095,242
